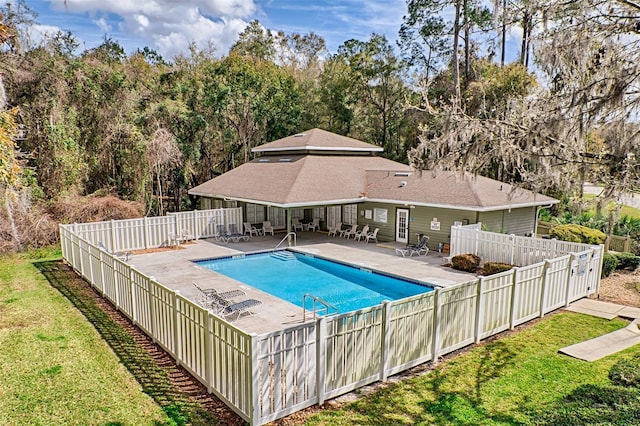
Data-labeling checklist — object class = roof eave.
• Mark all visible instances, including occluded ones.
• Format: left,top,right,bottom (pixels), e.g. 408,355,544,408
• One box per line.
252,146,383,153
366,198,559,212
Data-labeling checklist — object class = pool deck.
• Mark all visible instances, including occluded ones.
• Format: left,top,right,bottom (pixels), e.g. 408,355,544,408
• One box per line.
128,232,474,334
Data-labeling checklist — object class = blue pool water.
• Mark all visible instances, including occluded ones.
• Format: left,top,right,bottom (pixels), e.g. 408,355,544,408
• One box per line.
196,251,433,313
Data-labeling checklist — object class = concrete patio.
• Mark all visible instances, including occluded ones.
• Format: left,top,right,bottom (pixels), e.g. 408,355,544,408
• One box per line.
128,230,473,334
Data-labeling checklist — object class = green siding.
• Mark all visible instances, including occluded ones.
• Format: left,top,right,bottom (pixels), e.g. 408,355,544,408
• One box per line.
357,202,476,251
478,207,536,235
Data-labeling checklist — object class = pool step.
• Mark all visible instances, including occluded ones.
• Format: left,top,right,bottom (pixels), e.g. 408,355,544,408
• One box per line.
270,251,296,261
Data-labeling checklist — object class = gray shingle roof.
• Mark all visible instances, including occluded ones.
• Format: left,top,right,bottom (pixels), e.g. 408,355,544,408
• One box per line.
252,128,383,154
189,156,557,210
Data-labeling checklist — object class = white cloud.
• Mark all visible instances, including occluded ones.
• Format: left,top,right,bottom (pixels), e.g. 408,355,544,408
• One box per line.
46,0,257,58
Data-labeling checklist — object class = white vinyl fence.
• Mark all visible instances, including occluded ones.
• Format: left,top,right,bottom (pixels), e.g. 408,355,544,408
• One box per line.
60,213,603,425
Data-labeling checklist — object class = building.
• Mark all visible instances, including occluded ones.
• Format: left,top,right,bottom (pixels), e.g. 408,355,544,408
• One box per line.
189,128,557,249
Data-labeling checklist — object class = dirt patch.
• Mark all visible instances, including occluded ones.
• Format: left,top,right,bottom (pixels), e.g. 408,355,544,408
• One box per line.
596,269,640,307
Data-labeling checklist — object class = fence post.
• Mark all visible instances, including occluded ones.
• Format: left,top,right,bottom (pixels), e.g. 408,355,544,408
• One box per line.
431,288,441,364
99,250,106,295
193,210,199,240
110,219,116,252
129,266,137,325
474,278,484,343
625,235,631,253
143,216,149,250
113,257,121,311
510,235,516,265
316,316,327,405
148,277,157,344
204,311,213,393
379,301,391,381
509,268,519,330
539,260,550,317
250,333,260,425
564,254,575,307
173,291,181,365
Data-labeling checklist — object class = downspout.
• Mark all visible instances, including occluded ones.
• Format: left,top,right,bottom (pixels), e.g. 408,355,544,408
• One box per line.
534,204,554,237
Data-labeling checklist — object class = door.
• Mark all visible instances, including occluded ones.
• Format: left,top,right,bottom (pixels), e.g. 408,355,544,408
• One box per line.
396,208,409,244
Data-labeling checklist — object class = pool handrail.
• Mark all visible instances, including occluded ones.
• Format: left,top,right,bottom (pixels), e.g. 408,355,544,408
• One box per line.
275,232,297,249
302,293,338,321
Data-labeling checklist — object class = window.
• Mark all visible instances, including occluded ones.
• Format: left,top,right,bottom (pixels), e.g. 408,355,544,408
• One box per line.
245,203,265,223
342,204,358,225
312,207,325,220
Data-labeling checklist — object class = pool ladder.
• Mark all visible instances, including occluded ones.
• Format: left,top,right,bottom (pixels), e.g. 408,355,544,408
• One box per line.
302,294,338,321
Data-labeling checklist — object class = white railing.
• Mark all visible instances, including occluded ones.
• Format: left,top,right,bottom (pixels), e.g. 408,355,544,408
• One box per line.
59,214,603,425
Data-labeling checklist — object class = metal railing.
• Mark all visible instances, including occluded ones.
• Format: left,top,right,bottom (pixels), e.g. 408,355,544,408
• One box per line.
274,232,297,249
302,293,338,321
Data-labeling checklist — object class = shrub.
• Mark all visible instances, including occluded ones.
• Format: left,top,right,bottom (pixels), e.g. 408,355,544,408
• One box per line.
609,353,640,389
482,262,514,276
615,252,640,271
549,224,606,244
451,253,481,272
602,253,619,278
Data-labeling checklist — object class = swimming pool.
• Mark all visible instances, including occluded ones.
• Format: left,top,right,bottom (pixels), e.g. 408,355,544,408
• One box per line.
195,251,433,314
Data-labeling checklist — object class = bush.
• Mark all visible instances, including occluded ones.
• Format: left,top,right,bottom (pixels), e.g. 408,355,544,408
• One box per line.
549,224,606,244
451,253,481,272
615,252,640,271
602,253,619,278
482,262,514,276
609,353,640,389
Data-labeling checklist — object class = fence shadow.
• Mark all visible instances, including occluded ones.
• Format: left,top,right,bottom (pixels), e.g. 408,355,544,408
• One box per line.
34,260,241,426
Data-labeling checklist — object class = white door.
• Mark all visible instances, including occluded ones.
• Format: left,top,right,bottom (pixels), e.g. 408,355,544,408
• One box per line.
396,208,409,244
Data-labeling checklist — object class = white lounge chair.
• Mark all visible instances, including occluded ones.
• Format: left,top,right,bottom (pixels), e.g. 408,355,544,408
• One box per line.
193,282,246,310
263,221,274,236
220,298,262,321
292,218,304,232
243,222,260,237
395,236,430,257
354,225,370,241
306,218,320,232
366,228,379,243
328,222,342,237
340,224,357,239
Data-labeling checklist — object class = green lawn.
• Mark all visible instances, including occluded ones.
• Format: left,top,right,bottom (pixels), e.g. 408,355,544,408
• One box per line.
307,313,640,425
0,248,168,425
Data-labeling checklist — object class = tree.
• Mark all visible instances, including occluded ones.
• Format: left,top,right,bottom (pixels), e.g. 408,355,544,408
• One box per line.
334,34,410,158
230,20,276,61
412,0,640,205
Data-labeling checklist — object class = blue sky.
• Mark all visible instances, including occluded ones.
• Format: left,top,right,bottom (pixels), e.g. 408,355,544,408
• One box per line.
17,0,409,59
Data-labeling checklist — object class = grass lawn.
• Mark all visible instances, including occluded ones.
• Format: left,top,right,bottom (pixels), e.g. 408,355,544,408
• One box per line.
307,313,640,425
0,248,168,425
582,193,640,218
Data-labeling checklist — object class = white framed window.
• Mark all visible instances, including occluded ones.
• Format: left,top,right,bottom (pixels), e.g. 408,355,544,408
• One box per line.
291,208,304,219
312,207,325,220
267,206,286,228
342,204,358,225
245,203,265,223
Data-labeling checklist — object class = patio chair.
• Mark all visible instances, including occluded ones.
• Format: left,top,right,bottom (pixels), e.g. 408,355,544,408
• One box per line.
292,218,304,232
365,228,379,243
243,222,260,237
220,298,263,321
214,224,230,243
354,224,370,241
327,222,342,237
193,282,246,310
97,241,133,262
263,221,274,236
227,224,249,242
306,218,320,232
179,228,195,243
340,224,358,239
395,235,430,257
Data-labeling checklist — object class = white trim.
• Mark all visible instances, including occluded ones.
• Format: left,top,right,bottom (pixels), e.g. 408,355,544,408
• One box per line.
252,146,383,153
188,193,557,212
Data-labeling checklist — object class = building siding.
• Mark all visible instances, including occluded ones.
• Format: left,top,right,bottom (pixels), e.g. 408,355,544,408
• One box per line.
479,207,537,236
